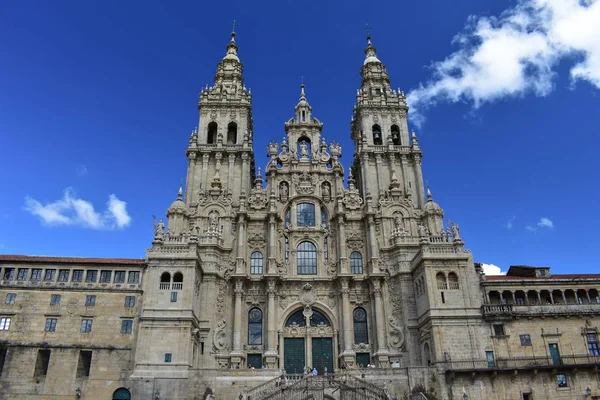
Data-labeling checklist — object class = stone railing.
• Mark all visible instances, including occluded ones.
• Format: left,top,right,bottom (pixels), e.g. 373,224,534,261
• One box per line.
482,304,514,316
444,354,600,372
483,303,600,318
0,279,140,291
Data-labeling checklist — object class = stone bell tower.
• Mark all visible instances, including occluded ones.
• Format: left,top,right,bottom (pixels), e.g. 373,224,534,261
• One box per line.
350,35,426,209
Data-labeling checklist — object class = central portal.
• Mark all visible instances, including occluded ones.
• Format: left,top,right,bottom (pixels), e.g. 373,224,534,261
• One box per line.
282,308,335,374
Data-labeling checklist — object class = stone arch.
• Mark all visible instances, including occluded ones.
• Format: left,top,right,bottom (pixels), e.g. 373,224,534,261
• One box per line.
173,272,183,283
372,124,382,145
227,121,237,144
280,302,338,330
435,272,447,290
160,272,171,283
207,122,217,144
391,124,401,145
423,342,431,366
447,272,459,289
112,388,131,400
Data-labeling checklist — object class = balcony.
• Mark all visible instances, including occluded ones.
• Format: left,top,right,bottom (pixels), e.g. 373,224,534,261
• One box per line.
444,354,600,374
483,303,600,320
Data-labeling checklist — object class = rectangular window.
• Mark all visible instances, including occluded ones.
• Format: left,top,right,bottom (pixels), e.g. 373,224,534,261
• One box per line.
485,350,495,368
556,373,568,387
45,318,57,332
31,269,42,281
164,353,172,363
3,268,15,280
34,349,51,377
17,268,29,281
124,296,135,307
50,294,61,305
76,350,92,378
493,324,505,336
58,269,70,282
72,270,84,282
114,271,126,283
128,271,140,284
0,317,11,330
519,334,532,346
44,269,56,281
5,293,16,304
99,270,112,283
0,347,7,376
121,319,133,334
247,353,262,369
522,393,532,400
171,292,178,302
86,270,97,283
80,319,93,333
587,333,599,356
85,295,96,307
296,203,316,227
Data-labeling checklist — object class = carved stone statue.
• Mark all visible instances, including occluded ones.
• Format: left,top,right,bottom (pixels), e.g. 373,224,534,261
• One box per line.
209,211,219,228
451,222,461,239
299,141,308,158
322,183,331,198
280,182,289,199
418,224,427,237
154,218,165,237
394,214,404,230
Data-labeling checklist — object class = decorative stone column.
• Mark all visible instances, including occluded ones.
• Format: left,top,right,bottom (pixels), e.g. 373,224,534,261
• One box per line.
185,152,197,203
372,279,389,367
304,307,313,369
230,279,244,368
413,154,425,208
241,153,249,195
201,153,210,192
339,278,356,366
227,153,236,191
278,330,284,370
264,279,278,368
267,215,277,274
337,216,348,273
235,216,246,273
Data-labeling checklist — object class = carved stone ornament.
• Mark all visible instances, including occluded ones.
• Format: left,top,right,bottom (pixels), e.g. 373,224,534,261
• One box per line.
346,232,364,251
292,171,318,195
343,186,364,211
213,320,229,351
247,232,266,250
197,188,233,206
247,186,268,210
388,318,406,351
300,283,315,305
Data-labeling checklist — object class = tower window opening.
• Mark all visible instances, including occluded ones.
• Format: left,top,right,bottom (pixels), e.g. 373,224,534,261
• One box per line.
227,122,237,144
207,122,218,144
372,124,382,145
375,88,381,96
301,110,306,122
391,125,401,145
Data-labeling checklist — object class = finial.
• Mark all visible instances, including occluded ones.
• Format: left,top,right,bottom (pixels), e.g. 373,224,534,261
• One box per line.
412,130,416,138
365,24,372,43
177,184,183,200
427,186,432,201
230,20,237,41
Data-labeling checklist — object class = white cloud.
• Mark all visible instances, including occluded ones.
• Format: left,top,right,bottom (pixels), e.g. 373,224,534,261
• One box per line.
481,263,506,275
525,216,554,231
506,216,516,230
407,0,600,125
24,188,131,230
76,165,88,177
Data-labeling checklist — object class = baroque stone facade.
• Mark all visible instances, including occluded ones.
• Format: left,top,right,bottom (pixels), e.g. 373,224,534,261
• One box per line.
0,32,599,400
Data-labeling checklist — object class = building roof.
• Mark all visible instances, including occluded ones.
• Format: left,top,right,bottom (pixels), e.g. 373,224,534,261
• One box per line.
485,274,600,281
0,254,146,266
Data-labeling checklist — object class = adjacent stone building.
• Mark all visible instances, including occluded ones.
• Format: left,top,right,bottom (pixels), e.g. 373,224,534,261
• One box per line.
0,32,599,400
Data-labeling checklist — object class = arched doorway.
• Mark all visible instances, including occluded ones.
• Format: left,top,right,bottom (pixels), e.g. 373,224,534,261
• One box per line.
283,307,334,374
112,388,131,400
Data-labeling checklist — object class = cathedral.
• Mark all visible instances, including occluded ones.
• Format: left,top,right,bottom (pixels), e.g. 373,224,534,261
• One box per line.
0,31,599,400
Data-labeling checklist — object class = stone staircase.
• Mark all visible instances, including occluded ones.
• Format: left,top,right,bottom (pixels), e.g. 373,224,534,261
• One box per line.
241,373,391,400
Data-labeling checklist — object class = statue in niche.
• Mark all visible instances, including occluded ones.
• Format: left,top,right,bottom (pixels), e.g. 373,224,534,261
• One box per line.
299,141,308,158
322,183,331,198
209,211,219,228
280,182,289,199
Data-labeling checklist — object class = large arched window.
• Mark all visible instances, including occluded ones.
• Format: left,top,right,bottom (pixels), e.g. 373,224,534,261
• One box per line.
250,252,263,275
285,308,331,327
248,308,263,345
112,388,132,400
372,124,382,145
391,124,401,145
350,252,363,274
227,122,237,144
297,241,317,275
207,122,218,144
353,307,369,344
297,203,316,226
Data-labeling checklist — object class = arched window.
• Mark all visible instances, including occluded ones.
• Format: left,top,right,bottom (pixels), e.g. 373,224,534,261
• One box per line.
297,241,317,275
112,388,132,400
250,252,263,275
372,124,382,145
227,122,237,144
447,272,459,289
423,343,431,366
297,203,316,227
353,307,369,344
173,272,183,283
285,308,331,327
207,122,218,144
248,308,263,345
350,252,363,274
160,272,171,283
391,124,401,145
436,272,447,290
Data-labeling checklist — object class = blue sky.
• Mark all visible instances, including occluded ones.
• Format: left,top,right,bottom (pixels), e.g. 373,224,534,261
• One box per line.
1,0,599,275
